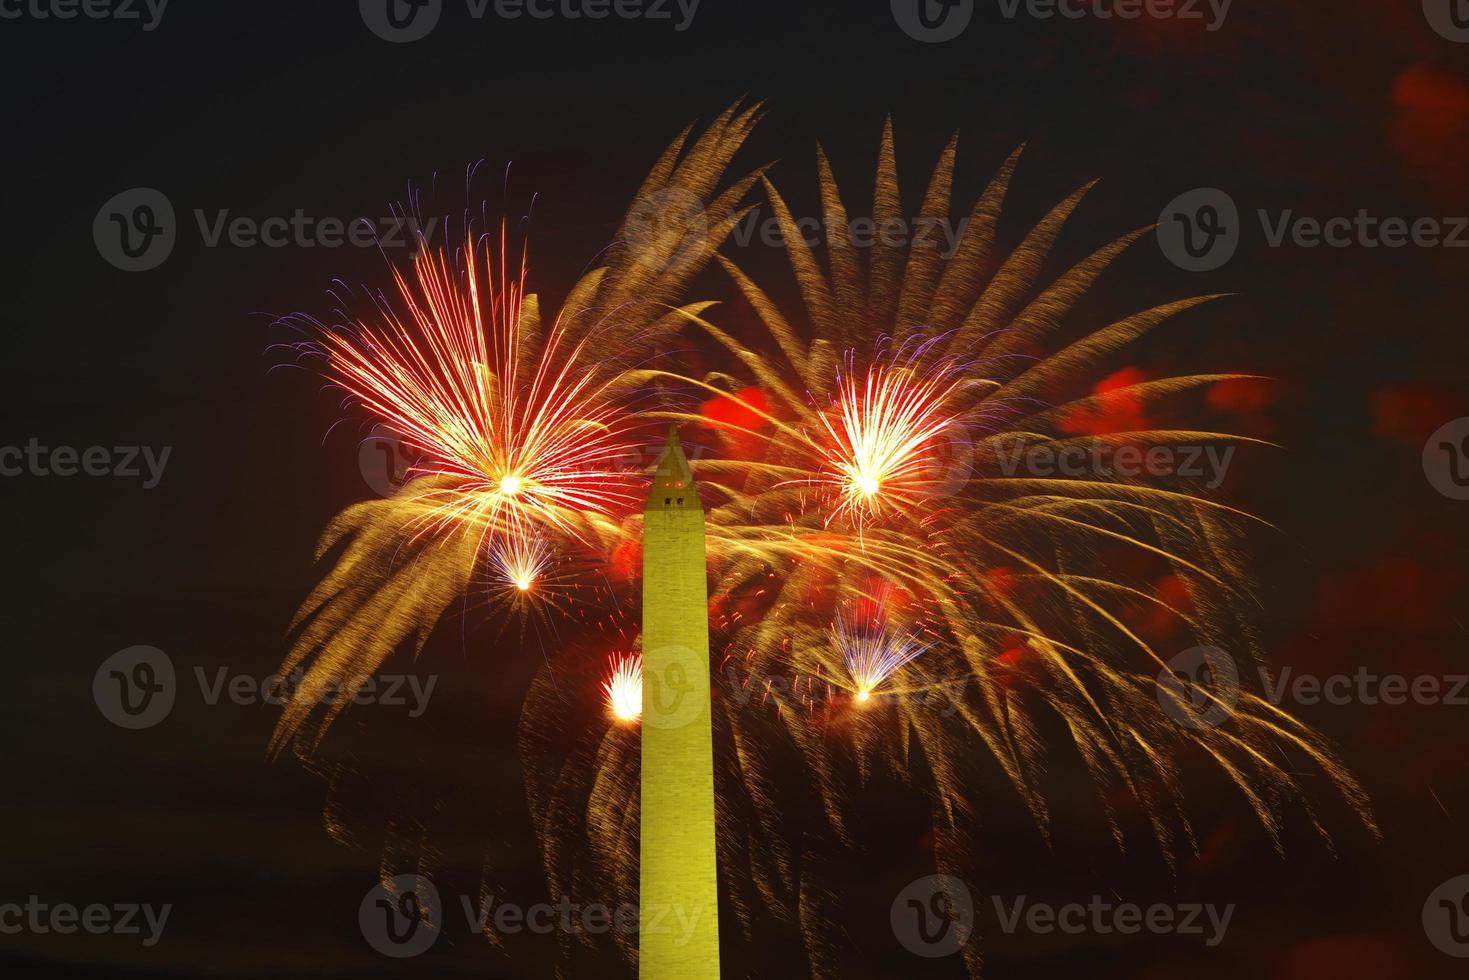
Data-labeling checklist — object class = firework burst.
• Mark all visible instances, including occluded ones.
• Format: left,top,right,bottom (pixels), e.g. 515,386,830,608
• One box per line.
270,103,767,753
803,344,964,530
273,108,1376,980
491,530,553,595
482,527,578,632
314,227,640,551
602,652,643,723
604,126,1377,976
831,586,932,702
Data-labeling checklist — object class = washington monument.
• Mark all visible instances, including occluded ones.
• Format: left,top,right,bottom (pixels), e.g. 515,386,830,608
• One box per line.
639,427,720,979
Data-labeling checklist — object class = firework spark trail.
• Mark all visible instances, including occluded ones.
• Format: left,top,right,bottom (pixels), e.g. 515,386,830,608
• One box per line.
831,586,932,701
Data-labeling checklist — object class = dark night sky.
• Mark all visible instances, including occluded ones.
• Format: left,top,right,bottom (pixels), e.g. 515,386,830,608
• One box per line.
3,1,1468,977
